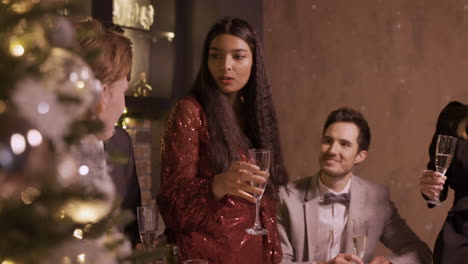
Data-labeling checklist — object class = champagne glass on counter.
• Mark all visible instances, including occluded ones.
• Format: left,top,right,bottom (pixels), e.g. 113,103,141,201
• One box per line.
137,204,158,249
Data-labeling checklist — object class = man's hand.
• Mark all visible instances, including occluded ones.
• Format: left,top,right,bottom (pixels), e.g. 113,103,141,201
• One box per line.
317,253,364,264
369,256,391,264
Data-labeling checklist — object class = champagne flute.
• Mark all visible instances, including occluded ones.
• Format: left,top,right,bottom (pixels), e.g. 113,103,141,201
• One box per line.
427,134,457,205
137,204,159,249
352,219,368,260
245,149,270,235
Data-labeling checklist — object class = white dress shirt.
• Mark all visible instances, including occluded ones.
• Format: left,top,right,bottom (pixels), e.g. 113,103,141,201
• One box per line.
314,175,352,262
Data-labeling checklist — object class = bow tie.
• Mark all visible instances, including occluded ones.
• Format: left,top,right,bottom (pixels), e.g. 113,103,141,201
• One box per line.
321,192,351,205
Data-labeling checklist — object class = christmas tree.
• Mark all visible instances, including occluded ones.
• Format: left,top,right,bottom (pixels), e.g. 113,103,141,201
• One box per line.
0,1,172,263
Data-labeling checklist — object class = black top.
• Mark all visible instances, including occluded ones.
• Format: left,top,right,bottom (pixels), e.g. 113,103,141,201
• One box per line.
104,126,142,245
427,101,468,207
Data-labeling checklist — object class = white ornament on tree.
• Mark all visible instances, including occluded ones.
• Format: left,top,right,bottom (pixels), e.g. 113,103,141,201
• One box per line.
62,135,116,224
42,238,119,264
12,47,102,151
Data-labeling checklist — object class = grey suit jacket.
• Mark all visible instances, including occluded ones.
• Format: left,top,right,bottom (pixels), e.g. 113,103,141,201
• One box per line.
277,173,432,264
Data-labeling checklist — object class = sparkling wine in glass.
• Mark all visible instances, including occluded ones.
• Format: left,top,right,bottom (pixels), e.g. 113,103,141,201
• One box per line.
245,149,270,236
428,134,457,205
137,204,158,249
352,219,368,260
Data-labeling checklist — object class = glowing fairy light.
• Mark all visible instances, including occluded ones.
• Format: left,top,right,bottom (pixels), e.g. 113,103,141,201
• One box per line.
164,32,175,42
10,133,26,155
78,165,89,176
76,80,85,89
9,43,24,57
81,68,90,80
57,155,78,187
123,107,128,114
71,205,96,223
27,129,43,146
2,259,15,264
77,254,86,263
73,228,83,239
69,72,78,82
37,102,50,114
62,200,111,224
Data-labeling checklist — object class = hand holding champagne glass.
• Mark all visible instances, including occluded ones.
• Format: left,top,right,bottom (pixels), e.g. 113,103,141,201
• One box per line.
352,219,368,261
245,149,270,235
427,134,457,205
137,204,159,249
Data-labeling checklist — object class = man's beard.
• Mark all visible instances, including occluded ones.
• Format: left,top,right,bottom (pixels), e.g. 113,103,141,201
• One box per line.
320,166,353,179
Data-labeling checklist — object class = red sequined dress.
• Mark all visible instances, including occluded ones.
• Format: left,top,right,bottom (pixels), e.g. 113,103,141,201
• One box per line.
157,96,282,263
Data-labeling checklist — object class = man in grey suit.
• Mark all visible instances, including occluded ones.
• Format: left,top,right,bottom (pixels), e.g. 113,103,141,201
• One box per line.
277,107,432,264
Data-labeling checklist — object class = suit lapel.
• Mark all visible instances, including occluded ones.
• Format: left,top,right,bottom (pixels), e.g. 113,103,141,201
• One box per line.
344,176,366,254
304,173,320,260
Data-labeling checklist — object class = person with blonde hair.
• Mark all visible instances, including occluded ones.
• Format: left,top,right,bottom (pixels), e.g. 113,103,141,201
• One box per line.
73,18,141,246
73,19,132,140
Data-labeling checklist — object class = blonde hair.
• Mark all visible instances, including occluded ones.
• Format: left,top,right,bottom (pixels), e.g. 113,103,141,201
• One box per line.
458,117,468,139
73,18,132,85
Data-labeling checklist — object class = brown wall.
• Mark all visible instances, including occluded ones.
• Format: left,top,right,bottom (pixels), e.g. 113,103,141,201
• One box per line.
264,0,468,255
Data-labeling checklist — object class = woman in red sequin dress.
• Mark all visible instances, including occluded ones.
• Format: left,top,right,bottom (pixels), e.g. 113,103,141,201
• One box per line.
157,17,289,263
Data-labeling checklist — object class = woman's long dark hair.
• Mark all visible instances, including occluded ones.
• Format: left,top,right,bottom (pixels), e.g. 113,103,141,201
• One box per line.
191,17,289,197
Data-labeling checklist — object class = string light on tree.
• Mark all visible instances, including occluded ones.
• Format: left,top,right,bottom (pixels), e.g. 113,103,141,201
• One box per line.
76,80,85,89
37,102,50,114
78,165,89,176
26,129,42,146
10,133,26,155
9,42,25,57
62,200,112,224
73,229,83,240
77,253,86,263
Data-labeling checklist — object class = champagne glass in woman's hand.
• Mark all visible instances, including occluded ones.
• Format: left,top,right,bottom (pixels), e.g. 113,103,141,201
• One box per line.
427,135,457,206
245,149,270,235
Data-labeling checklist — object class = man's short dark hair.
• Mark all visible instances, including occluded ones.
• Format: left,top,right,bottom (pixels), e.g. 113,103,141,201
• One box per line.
323,107,371,151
